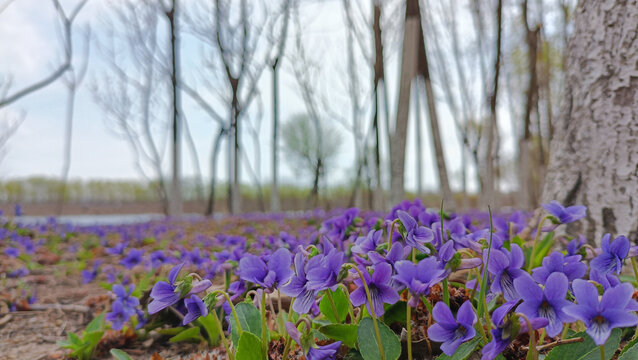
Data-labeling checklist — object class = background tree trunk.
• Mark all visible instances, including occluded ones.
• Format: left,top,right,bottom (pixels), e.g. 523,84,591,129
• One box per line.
167,0,183,216
543,0,638,244
389,0,419,206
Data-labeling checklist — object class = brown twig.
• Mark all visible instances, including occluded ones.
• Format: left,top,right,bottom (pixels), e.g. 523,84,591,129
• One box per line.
522,337,584,351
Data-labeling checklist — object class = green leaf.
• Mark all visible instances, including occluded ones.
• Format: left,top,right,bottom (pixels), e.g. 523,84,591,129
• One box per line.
157,326,186,336
82,331,104,347
198,313,221,346
382,301,407,326
436,338,481,360
110,349,134,360
357,318,401,360
533,232,555,267
545,329,621,360
319,324,358,348
230,302,262,347
169,326,203,343
85,313,105,333
619,336,638,360
236,331,264,360
319,288,349,323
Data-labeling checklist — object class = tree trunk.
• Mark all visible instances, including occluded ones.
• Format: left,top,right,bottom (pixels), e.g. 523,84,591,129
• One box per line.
271,64,281,212
520,0,540,209
543,0,638,244
372,0,385,210
390,0,419,206
167,0,182,216
414,79,423,198
482,0,503,208
416,3,455,208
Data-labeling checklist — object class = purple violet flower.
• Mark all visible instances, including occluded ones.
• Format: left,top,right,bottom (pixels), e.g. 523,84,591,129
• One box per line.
481,300,548,360
486,245,526,301
350,263,399,317
183,295,208,325
542,201,586,224
148,263,185,314
427,301,477,355
397,210,434,254
307,341,342,360
120,248,144,269
281,252,317,314
514,272,574,337
393,257,445,307
590,234,629,275
238,248,293,291
564,280,638,345
532,252,586,285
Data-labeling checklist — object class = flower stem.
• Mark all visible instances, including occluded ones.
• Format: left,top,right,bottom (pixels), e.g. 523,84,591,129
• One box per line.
220,292,242,334
281,336,292,360
600,345,605,360
406,300,413,360
527,216,549,273
387,219,399,250
211,308,234,360
353,266,385,360
326,290,340,322
260,291,268,359
442,278,450,306
517,312,538,360
338,283,356,324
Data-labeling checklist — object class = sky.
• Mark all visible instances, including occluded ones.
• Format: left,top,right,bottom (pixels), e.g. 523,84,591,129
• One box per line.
0,0,521,194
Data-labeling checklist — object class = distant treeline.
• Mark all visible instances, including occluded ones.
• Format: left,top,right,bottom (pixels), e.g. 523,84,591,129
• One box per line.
0,177,359,205
0,177,192,203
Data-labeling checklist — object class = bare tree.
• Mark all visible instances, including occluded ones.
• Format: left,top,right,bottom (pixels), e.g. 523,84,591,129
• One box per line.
163,0,183,216
482,0,503,207
57,28,90,215
389,0,420,205
92,1,171,213
416,0,454,207
267,0,292,212
0,0,87,109
188,0,269,214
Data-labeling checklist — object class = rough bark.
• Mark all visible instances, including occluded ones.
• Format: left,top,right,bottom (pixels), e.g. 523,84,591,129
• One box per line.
542,0,638,244
389,0,419,205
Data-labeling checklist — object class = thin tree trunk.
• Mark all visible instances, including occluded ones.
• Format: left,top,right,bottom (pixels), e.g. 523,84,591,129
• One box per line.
206,128,226,216
390,0,419,205
271,64,280,212
414,79,423,198
520,0,540,209
167,0,182,216
483,0,503,208
543,0,638,244
372,0,385,209
417,2,455,207
57,82,76,215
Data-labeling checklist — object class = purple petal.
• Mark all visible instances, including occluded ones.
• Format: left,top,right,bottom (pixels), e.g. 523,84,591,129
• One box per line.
432,302,456,327
397,211,417,230
168,263,185,285
544,272,568,302
457,301,477,327
514,273,542,302
239,254,267,283
572,279,599,310
292,289,316,314
427,323,455,342
372,263,392,284
350,287,366,307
